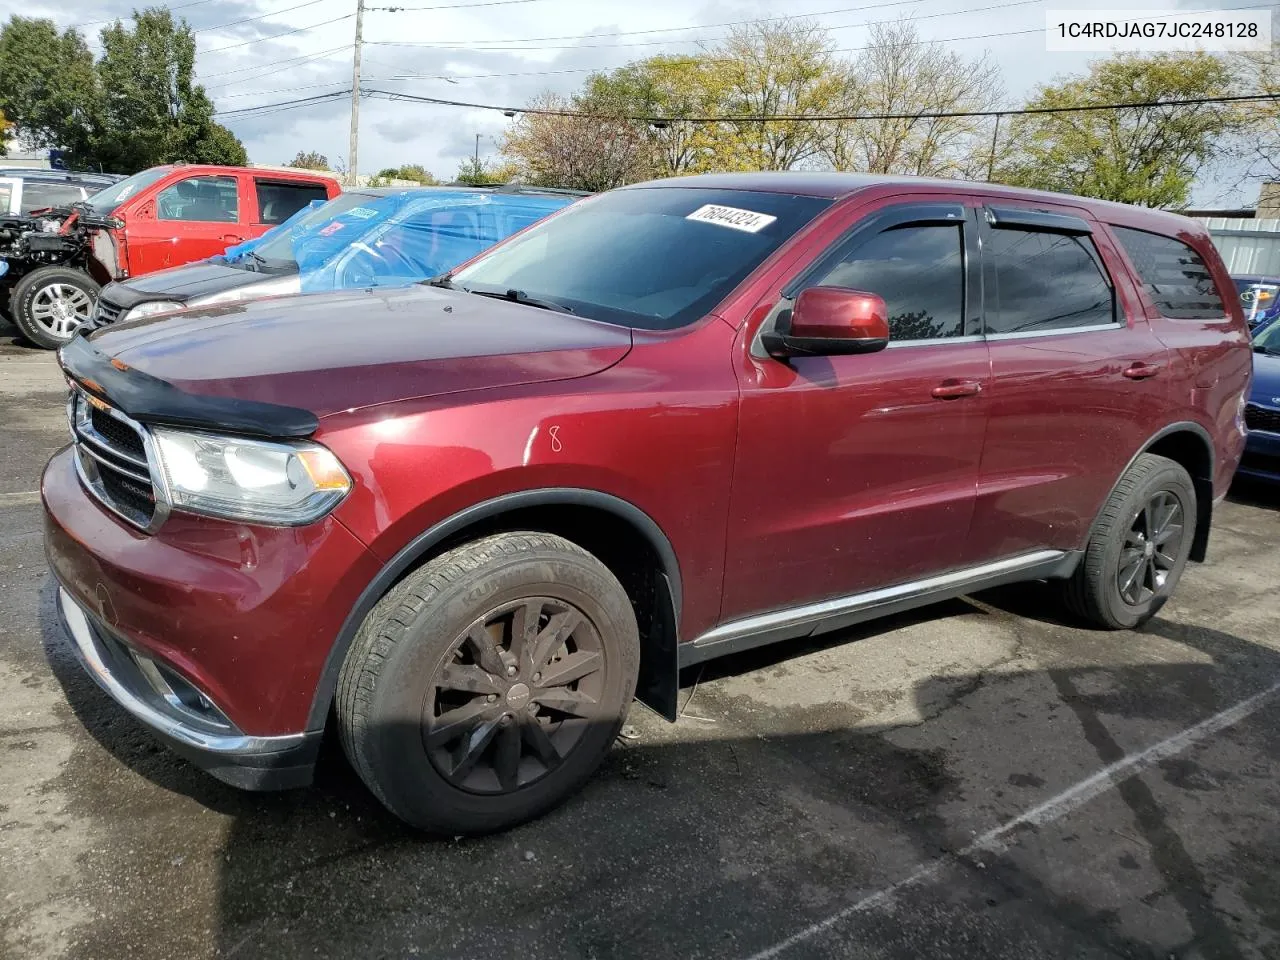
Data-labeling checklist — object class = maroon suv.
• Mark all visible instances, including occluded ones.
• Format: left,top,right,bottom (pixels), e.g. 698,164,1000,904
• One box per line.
43,173,1251,834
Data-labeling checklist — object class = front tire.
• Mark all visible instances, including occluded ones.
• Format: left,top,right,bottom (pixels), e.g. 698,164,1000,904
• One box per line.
10,266,99,349
1064,453,1197,629
337,532,640,834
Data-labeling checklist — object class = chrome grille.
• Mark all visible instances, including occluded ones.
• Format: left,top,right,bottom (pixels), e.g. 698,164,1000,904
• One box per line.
92,297,124,326
68,387,165,531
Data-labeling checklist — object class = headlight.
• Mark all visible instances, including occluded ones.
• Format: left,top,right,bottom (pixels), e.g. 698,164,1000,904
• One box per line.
150,427,351,525
122,300,185,323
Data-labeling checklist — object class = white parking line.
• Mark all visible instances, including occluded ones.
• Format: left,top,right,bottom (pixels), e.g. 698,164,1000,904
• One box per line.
0,491,40,506
743,679,1280,960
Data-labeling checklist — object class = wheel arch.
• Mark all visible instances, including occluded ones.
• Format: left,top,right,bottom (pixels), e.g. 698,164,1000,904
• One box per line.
1128,422,1215,562
307,488,684,731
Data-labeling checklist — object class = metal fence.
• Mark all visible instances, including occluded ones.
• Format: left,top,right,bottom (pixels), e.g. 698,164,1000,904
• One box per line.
1197,218,1280,276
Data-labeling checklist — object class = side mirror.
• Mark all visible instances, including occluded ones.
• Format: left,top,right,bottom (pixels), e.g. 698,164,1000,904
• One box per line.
761,286,890,359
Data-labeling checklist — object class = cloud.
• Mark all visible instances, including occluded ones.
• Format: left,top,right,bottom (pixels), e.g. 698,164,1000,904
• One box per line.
5,0,1259,204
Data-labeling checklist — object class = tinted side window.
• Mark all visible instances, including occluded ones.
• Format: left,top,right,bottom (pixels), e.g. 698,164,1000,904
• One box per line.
21,182,84,212
986,229,1115,334
255,180,328,225
1111,226,1225,319
810,224,964,340
157,176,239,222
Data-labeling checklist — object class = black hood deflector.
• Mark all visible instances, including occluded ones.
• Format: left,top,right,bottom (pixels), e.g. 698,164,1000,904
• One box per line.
58,334,318,438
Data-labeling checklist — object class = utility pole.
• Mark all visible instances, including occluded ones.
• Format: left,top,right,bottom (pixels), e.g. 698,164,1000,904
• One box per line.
347,0,365,188
474,133,480,170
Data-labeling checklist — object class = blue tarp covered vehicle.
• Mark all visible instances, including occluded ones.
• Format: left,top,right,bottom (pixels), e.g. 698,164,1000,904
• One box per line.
89,186,582,326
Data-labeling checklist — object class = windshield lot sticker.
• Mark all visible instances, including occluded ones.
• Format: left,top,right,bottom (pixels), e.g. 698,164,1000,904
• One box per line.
685,204,777,233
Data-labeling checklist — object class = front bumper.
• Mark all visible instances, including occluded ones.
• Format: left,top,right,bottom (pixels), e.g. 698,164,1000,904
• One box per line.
42,444,384,787
56,587,319,789
1237,428,1280,483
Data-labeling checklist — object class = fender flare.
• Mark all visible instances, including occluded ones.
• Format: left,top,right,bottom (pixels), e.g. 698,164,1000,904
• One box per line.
306,487,682,731
1097,421,1215,562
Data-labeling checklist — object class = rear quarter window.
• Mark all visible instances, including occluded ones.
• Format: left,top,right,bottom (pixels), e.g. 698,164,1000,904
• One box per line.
1111,226,1226,319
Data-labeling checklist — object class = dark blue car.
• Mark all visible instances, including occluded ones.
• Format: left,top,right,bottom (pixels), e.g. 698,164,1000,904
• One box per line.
1233,275,1280,331
1240,318,1280,482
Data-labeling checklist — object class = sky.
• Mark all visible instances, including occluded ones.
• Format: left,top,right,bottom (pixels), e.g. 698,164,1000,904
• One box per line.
2,0,1268,205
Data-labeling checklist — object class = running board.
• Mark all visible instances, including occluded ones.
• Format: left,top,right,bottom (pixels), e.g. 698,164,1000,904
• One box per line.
679,550,1081,668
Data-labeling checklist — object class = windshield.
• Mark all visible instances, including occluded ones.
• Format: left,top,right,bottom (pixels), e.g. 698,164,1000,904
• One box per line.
250,192,375,264
450,187,833,330
84,167,170,216
1254,316,1280,351
1235,278,1280,325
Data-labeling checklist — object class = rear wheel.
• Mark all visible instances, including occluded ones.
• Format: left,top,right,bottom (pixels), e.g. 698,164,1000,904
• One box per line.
10,266,99,349
1064,453,1196,629
337,532,639,834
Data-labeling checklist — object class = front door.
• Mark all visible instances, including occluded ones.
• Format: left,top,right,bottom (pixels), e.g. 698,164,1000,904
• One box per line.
962,202,1171,564
723,200,990,622
125,173,248,275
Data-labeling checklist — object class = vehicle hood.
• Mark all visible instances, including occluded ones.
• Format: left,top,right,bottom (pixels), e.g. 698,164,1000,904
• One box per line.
1250,351,1280,407
84,284,633,419
102,260,279,308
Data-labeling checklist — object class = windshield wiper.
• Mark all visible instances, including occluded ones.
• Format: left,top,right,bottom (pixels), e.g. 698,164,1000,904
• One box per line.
465,287,574,314
425,274,454,289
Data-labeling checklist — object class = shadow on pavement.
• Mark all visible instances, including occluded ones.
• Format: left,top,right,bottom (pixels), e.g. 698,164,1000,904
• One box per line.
38,577,1280,960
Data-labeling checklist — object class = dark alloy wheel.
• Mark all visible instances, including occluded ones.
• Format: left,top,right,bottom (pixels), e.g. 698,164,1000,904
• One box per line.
426,596,606,795
1064,452,1197,629
337,532,639,834
1116,491,1185,606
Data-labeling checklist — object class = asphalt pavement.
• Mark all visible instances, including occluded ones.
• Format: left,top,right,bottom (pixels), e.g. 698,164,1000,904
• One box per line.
1,322,1277,960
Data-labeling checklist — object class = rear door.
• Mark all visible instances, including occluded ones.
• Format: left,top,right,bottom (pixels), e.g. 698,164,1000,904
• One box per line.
963,202,1170,564
125,172,248,275
249,177,331,235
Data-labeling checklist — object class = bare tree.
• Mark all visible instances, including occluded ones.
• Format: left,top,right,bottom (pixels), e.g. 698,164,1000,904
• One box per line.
828,21,1003,179
1229,44,1280,184
500,91,650,191
717,20,853,171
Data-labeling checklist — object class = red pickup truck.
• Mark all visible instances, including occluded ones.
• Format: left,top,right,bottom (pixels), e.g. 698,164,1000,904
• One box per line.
1,163,339,348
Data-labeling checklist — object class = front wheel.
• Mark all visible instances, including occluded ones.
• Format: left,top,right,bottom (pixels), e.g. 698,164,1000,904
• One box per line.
1064,453,1197,629
10,266,100,349
337,532,640,834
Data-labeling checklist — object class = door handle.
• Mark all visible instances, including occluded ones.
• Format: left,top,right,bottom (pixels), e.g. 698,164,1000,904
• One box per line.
222,234,245,243
1122,362,1162,380
931,379,982,400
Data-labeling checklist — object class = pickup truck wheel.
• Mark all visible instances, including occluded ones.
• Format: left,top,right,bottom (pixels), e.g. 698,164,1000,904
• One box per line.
10,266,99,349
337,532,639,834
1064,453,1196,629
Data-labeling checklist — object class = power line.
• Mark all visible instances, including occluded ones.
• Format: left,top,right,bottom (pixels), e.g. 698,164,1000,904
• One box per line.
198,43,352,81
70,0,220,29
214,89,352,117
215,81,352,99
201,13,354,53
369,0,550,9
363,88,1280,123
191,0,329,34
372,25,1045,82
367,0,1045,49
369,0,1029,47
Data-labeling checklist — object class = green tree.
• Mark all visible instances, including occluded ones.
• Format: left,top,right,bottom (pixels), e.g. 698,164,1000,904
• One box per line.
288,150,330,171
454,156,514,186
999,52,1239,207
375,163,440,184
0,16,99,164
0,107,10,155
94,7,245,171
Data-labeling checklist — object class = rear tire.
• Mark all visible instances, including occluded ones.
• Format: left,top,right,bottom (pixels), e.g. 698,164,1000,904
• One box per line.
337,532,639,834
1064,453,1196,629
10,266,99,349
